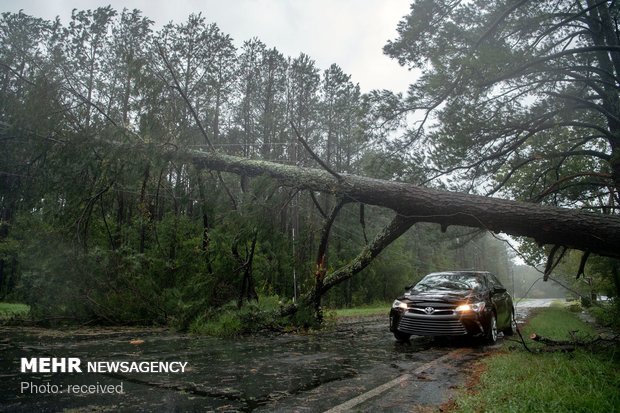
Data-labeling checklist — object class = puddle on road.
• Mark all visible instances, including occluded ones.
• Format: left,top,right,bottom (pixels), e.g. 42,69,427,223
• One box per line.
0,317,474,412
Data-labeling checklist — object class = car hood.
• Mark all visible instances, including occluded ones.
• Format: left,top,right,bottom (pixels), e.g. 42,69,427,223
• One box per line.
400,289,482,304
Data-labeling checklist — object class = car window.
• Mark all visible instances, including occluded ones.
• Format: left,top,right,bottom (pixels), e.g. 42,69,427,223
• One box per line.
487,273,504,288
414,273,483,291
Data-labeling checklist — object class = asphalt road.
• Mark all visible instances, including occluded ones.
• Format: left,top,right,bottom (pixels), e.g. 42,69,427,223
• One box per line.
1,300,556,412
515,298,558,308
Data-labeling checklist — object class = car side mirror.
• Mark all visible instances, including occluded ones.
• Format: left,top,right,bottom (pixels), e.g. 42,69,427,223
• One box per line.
404,284,412,291
493,286,507,294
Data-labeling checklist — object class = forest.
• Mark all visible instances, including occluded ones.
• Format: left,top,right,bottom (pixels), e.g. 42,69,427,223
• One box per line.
1,1,619,329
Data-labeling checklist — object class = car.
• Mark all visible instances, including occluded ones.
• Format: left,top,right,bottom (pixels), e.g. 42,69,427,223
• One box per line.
389,271,515,343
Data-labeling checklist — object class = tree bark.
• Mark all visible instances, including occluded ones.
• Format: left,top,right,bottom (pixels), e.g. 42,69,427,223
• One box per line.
233,229,259,309
313,198,348,321
184,150,620,259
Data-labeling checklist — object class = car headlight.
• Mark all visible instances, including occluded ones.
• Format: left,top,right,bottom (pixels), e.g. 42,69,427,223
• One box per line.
455,302,485,313
392,299,408,310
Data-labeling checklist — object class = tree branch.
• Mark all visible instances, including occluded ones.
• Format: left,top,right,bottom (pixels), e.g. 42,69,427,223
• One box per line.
290,121,342,181
156,42,214,151
321,214,417,292
534,172,612,202
309,191,328,219
482,46,620,86
577,251,591,279
475,0,530,47
543,245,567,281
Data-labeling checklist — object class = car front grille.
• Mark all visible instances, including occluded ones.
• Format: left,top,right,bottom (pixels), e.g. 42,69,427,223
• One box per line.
397,314,467,336
408,307,454,315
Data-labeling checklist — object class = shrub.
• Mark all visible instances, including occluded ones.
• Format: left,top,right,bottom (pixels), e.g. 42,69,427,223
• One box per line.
589,299,620,332
581,295,593,308
189,295,287,337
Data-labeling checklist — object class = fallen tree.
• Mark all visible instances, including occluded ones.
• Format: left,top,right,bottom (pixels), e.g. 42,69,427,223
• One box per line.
170,147,620,318
184,150,620,260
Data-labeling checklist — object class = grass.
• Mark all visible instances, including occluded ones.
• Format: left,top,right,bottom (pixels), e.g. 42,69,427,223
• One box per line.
0,302,30,319
331,303,390,318
452,306,620,413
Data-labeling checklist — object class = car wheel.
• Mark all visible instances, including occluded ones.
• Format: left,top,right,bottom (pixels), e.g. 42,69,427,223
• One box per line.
502,309,516,336
393,331,411,342
485,313,498,344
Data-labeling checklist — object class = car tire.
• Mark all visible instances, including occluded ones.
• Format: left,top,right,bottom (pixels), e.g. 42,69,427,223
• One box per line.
502,309,516,336
485,313,498,344
393,331,411,342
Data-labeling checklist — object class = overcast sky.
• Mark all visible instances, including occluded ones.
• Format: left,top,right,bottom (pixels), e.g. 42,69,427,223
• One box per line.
0,0,415,93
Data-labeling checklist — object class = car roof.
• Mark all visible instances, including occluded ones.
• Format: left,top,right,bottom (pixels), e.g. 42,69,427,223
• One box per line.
425,271,490,277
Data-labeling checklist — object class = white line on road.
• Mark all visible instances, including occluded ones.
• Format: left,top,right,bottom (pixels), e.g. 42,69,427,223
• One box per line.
322,348,470,413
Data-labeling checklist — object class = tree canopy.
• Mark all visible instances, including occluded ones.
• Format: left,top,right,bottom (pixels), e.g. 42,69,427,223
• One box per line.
383,0,619,212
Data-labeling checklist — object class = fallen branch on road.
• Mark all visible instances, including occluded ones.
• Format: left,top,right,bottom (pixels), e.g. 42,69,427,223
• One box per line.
529,332,620,353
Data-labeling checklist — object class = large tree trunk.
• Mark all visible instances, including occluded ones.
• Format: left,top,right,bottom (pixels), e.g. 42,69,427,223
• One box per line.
313,198,348,321
184,150,620,259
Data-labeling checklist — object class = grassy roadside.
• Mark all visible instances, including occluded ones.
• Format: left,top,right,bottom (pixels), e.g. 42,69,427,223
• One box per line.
0,302,30,319
331,304,390,318
452,305,620,413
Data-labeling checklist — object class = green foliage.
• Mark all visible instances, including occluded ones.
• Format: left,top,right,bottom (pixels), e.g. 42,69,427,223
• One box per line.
17,242,173,324
0,302,30,320
190,311,242,337
288,302,322,330
589,300,620,333
581,295,593,308
189,295,286,336
566,301,582,313
0,237,19,299
382,0,619,224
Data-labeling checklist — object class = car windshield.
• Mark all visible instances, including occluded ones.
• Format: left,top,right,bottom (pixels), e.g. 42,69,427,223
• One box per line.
413,273,483,292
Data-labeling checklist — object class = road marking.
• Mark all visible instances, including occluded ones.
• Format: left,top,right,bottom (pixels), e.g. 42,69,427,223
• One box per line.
323,348,469,413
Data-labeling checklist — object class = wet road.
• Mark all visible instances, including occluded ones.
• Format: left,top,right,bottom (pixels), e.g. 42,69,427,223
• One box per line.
514,298,558,323
0,304,541,413
515,298,557,308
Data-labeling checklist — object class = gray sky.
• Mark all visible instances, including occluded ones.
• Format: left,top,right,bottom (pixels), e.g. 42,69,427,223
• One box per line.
1,0,415,93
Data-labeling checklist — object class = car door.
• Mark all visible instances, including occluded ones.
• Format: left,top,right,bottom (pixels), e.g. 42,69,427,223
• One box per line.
486,273,511,328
